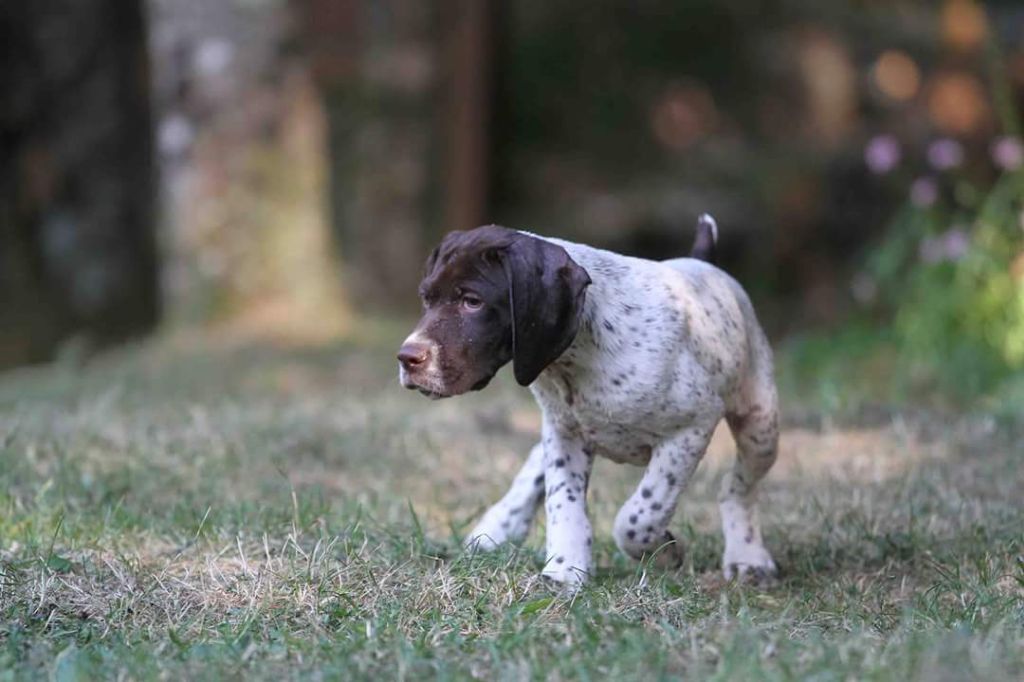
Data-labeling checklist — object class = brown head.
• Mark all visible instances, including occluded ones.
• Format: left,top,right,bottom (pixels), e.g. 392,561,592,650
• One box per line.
397,225,591,398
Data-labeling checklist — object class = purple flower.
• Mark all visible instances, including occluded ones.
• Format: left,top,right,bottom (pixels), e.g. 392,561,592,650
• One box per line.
919,229,971,264
991,136,1024,171
910,177,938,207
927,138,964,170
864,135,901,174
942,228,970,260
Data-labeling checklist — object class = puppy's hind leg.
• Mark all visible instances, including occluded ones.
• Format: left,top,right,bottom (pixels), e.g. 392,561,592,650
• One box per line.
720,371,780,583
465,443,545,551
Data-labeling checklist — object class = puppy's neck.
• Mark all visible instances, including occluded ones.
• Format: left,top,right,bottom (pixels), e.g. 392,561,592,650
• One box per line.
536,283,606,378
526,237,628,390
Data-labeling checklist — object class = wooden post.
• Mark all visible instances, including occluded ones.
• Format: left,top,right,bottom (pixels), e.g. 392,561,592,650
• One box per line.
442,0,494,233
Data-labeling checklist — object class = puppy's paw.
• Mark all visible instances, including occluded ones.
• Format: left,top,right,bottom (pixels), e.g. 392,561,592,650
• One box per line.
722,544,778,586
541,552,590,588
646,530,685,570
618,530,686,570
540,566,589,590
464,528,504,552
465,504,536,551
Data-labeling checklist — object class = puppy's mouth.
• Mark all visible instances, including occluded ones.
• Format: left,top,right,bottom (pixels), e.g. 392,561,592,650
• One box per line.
400,369,453,400
401,378,451,400
411,373,494,399
400,363,496,399
415,387,450,400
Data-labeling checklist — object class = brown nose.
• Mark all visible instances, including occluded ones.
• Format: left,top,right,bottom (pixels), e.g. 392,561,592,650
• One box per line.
397,342,429,370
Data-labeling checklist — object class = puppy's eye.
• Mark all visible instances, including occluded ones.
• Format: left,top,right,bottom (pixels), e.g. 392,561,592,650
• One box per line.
461,294,484,311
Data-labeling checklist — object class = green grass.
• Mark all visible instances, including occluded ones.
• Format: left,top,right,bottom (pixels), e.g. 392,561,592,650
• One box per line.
1,329,1022,680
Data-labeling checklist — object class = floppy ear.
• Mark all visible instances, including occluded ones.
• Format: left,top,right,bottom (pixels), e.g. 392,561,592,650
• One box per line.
424,245,441,275
502,236,591,386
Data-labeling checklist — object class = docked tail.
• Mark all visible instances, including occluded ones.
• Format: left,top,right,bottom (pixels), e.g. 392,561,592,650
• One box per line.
689,213,718,264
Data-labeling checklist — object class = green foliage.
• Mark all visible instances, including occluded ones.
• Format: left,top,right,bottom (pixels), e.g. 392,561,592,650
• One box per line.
776,324,899,411
785,166,1024,410
866,170,1024,401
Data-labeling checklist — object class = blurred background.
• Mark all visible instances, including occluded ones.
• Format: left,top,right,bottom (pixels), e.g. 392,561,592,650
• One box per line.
1,0,1022,406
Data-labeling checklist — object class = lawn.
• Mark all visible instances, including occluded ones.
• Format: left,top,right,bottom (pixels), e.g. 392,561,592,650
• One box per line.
1,325,1022,680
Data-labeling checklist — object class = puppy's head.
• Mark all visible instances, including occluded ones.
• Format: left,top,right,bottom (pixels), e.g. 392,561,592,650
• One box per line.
398,225,591,398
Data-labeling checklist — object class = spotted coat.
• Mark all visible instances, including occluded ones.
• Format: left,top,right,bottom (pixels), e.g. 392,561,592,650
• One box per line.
464,234,780,586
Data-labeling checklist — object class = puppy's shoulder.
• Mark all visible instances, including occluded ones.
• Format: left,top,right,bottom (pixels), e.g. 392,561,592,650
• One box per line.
528,234,658,279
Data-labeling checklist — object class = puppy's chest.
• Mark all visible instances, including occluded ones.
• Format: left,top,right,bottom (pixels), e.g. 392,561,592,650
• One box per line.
554,408,656,465
536,383,669,467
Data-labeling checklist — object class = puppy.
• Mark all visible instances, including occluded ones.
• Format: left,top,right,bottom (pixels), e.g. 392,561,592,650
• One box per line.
398,216,778,586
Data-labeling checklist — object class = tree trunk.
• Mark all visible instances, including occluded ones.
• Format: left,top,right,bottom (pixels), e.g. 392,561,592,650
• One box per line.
304,0,495,311
0,0,159,368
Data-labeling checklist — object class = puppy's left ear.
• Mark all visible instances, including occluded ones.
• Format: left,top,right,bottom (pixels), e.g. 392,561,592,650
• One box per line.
502,235,591,386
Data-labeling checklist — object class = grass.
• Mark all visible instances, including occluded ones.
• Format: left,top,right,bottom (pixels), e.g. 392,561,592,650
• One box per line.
1,326,1023,680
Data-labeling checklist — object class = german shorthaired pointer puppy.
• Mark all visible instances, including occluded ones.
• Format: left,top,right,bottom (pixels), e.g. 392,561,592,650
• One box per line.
398,215,778,587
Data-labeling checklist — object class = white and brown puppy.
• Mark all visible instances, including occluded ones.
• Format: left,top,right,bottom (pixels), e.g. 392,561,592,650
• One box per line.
398,216,779,586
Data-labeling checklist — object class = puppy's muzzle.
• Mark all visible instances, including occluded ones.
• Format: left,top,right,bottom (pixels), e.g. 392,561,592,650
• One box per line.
397,342,430,372
398,339,449,398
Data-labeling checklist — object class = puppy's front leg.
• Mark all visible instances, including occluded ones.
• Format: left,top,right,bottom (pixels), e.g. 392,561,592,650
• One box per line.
612,422,716,568
541,423,594,586
465,443,545,550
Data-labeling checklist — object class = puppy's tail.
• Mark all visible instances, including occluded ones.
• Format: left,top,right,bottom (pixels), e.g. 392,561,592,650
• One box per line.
689,213,718,264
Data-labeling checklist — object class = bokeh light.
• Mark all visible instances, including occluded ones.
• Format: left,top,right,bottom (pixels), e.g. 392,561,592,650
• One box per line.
941,0,988,53
872,50,920,102
650,82,718,151
927,71,989,134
